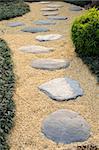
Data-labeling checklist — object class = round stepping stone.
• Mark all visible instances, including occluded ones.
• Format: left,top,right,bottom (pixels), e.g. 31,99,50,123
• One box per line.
47,4,63,8
31,59,70,70
8,22,24,27
33,20,56,25
48,16,68,20
36,34,63,41
69,6,83,11
19,45,54,54
21,27,49,33
39,77,83,101
41,7,59,11
43,11,59,16
42,109,90,144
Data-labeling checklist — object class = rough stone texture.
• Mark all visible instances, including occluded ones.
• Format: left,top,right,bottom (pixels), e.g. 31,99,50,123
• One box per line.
19,45,54,54
39,77,83,101
8,22,24,27
69,6,83,11
47,4,63,8
42,109,90,144
43,11,59,16
31,59,70,70
36,34,63,41
41,8,59,11
48,16,68,20
33,20,56,25
21,27,49,33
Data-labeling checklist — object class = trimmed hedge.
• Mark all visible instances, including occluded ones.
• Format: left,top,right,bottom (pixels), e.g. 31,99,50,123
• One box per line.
0,39,15,149
72,8,99,56
64,0,91,7
71,8,99,82
0,2,30,21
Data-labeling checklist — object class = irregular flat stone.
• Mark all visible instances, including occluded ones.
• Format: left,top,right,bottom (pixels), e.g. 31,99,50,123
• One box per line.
31,59,70,70
48,16,68,20
43,11,59,16
69,6,83,11
47,4,63,8
33,20,56,25
39,77,83,101
21,27,49,33
8,22,24,27
42,109,90,144
19,45,54,54
40,1,51,4
41,7,59,11
36,34,63,41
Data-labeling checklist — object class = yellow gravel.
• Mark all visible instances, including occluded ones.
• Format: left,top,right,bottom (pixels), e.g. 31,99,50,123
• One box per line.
0,1,99,150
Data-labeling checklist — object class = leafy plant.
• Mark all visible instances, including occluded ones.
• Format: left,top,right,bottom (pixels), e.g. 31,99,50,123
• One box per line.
0,39,15,149
72,8,99,56
71,8,99,82
0,2,30,21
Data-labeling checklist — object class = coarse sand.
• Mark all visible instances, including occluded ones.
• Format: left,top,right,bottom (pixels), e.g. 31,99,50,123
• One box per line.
0,1,99,150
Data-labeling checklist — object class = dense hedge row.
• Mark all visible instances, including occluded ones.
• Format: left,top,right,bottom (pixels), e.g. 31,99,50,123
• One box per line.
0,39,15,149
64,0,91,7
72,8,99,82
0,2,30,21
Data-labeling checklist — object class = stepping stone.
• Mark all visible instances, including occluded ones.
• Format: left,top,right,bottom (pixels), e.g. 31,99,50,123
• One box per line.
39,77,83,101
69,6,83,11
8,22,24,27
33,20,56,25
40,1,51,4
21,27,49,33
47,4,63,8
48,16,68,20
31,59,70,70
36,34,63,41
43,11,59,16
41,8,59,11
19,45,54,54
42,109,90,144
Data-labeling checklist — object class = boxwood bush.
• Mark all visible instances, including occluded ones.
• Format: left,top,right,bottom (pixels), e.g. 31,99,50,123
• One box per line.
0,2,30,21
0,39,15,149
71,8,99,82
72,8,99,56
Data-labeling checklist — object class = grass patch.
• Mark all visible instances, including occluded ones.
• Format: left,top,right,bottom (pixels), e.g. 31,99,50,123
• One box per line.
0,39,15,149
0,2,30,21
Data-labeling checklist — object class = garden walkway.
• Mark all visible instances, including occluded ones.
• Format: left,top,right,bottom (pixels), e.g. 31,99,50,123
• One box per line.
0,1,99,150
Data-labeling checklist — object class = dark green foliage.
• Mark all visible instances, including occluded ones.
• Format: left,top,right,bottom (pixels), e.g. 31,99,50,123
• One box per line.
0,39,15,149
0,2,30,21
64,0,91,7
71,8,99,82
72,8,99,56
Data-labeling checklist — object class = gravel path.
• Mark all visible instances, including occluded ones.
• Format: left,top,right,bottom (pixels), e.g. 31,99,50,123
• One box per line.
0,1,99,150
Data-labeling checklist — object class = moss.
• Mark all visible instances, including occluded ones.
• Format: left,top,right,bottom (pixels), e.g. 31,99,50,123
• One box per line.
0,39,15,149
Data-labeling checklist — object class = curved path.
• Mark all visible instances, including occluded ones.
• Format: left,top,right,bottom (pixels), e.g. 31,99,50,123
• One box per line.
0,1,99,150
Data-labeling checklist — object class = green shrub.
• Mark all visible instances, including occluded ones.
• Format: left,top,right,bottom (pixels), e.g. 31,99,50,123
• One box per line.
0,39,15,149
64,0,91,7
0,2,30,21
72,8,99,56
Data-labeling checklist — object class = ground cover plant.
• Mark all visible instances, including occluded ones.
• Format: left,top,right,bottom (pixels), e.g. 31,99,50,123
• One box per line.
0,1,30,21
71,8,99,82
0,39,15,149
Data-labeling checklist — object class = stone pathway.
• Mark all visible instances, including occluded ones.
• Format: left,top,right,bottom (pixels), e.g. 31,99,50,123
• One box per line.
0,1,98,150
